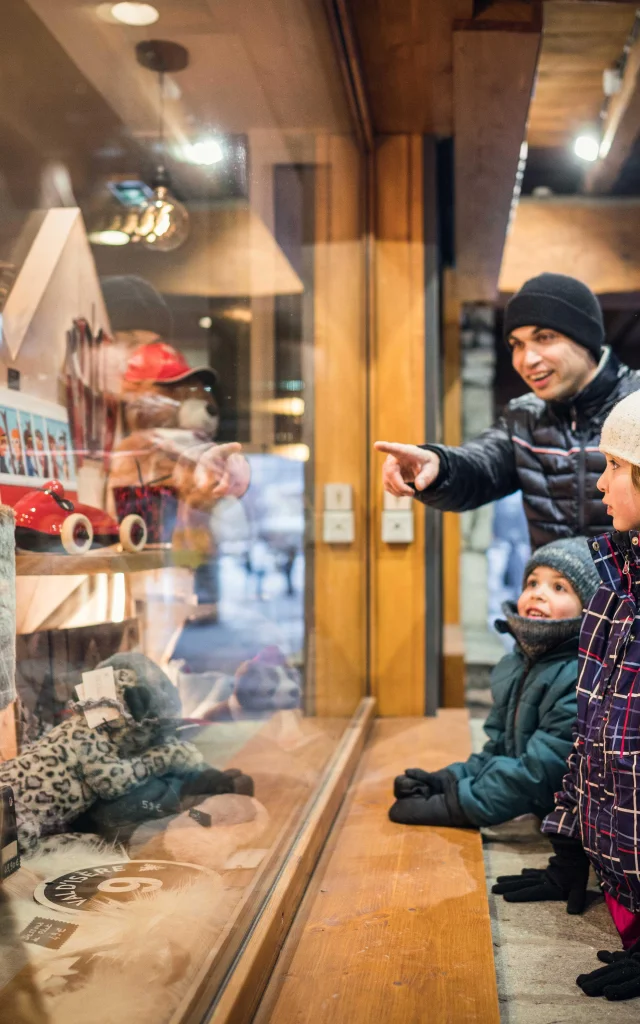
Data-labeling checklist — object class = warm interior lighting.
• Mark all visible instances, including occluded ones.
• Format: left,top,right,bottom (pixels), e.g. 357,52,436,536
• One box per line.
136,185,190,252
110,2,159,26
223,307,252,323
188,139,224,166
262,398,305,416
88,229,131,246
574,134,600,162
270,444,310,462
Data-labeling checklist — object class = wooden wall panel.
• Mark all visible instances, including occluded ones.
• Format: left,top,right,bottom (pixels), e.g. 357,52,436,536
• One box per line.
313,135,367,717
370,135,426,717
499,197,640,294
454,28,540,302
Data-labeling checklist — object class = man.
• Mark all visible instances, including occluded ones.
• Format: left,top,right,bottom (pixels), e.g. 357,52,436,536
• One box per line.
0,428,10,475
376,273,640,549
10,429,25,477
34,429,50,477
22,428,38,478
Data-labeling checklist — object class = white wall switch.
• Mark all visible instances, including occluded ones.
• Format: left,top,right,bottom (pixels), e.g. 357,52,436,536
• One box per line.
323,510,355,544
324,483,353,511
383,492,413,512
382,510,414,544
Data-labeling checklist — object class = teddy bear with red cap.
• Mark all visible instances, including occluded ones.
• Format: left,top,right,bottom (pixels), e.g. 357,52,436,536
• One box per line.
101,274,250,547
108,340,250,546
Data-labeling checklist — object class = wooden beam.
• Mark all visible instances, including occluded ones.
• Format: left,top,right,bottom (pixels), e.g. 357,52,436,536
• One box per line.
585,27,640,195
499,197,640,294
371,136,426,717
453,27,540,302
441,270,465,708
313,135,368,718
347,0,474,135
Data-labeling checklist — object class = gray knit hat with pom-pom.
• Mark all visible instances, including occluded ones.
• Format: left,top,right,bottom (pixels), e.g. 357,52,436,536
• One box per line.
524,536,600,607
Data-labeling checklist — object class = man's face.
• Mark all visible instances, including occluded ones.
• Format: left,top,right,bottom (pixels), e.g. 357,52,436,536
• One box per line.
0,437,7,457
35,435,44,452
508,326,598,402
11,436,21,458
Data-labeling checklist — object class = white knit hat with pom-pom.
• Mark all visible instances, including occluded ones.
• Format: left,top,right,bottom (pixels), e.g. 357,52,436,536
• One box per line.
599,390,640,467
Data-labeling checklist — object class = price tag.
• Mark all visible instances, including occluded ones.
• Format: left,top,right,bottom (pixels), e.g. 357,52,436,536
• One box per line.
20,917,78,949
77,667,120,728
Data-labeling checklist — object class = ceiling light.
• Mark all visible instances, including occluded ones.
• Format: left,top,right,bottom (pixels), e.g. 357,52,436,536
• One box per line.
574,134,600,162
133,40,190,251
88,229,131,246
135,184,190,251
223,307,252,323
199,316,213,329
188,139,224,166
110,3,159,26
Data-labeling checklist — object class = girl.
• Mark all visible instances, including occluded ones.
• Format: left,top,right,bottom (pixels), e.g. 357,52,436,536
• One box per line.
494,389,640,1002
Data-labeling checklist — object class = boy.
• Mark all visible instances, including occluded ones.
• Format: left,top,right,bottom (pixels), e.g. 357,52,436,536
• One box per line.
389,537,599,829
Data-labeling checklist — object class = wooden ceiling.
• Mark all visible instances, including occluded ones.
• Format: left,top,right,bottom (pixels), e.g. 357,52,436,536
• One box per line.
527,2,637,148
346,0,474,135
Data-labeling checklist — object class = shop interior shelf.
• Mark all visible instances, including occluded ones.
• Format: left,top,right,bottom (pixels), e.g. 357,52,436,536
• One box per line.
15,547,204,576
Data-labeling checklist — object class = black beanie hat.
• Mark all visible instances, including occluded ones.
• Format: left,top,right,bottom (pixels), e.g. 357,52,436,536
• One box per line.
101,275,172,339
523,536,600,608
504,273,604,358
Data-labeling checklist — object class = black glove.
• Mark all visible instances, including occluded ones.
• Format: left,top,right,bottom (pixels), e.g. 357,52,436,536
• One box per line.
491,835,590,914
393,767,450,801
577,954,640,1000
596,936,640,965
389,772,471,828
180,767,254,800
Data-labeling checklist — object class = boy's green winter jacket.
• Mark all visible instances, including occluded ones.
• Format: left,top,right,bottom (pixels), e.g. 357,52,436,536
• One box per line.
447,636,578,826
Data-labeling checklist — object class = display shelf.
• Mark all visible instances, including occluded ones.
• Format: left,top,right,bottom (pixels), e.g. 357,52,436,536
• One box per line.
16,546,204,576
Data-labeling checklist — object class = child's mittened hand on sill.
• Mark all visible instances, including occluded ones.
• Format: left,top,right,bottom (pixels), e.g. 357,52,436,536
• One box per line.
577,954,640,1001
491,834,590,914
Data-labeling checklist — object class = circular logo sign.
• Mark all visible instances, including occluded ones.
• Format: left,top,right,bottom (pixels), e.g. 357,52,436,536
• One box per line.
34,860,209,914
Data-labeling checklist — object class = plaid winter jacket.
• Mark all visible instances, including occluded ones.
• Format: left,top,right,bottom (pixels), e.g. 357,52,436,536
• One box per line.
542,530,640,911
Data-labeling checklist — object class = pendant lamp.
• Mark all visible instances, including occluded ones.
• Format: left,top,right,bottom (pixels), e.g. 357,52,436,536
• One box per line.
135,39,190,251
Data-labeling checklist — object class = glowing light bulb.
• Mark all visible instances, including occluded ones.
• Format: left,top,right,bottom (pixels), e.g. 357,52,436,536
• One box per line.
136,186,189,252
574,135,600,162
188,139,224,166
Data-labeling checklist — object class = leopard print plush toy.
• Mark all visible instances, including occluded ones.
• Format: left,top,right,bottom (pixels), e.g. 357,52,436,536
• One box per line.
0,653,204,855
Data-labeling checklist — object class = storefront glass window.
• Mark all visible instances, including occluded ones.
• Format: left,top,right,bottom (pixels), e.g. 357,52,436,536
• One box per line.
0,2,365,1019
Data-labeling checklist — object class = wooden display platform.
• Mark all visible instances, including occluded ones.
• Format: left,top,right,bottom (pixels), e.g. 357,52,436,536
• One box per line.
252,711,500,1024
16,547,204,576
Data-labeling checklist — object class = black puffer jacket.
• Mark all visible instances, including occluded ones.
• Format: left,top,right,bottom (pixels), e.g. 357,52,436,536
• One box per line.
419,350,640,550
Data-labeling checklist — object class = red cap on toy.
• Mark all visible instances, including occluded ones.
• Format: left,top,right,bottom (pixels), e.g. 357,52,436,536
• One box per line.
124,342,218,387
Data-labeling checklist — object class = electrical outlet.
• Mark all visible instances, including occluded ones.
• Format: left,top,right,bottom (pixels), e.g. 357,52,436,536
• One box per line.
383,492,413,512
324,484,353,511
382,510,414,544
323,510,355,544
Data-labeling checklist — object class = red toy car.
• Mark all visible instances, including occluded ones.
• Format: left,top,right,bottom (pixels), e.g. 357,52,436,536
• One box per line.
14,481,148,555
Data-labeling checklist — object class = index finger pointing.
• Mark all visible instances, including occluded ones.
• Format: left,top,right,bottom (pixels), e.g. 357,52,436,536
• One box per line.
374,441,412,456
